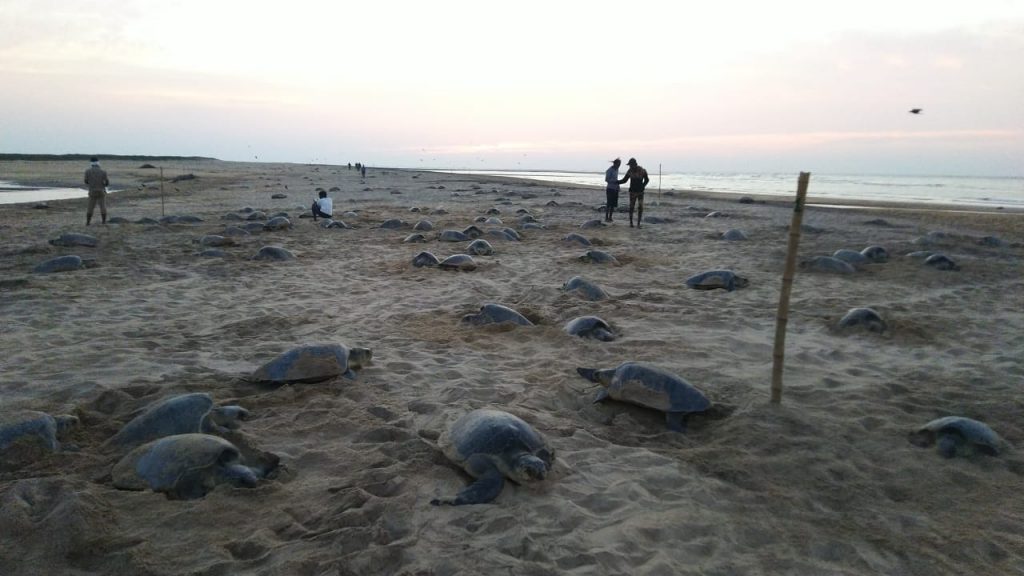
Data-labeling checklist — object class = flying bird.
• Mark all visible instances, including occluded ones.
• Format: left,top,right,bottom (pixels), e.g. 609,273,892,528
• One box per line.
909,108,923,114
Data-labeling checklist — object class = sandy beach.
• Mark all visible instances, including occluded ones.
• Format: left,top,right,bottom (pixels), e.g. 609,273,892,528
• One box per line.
1,158,1022,575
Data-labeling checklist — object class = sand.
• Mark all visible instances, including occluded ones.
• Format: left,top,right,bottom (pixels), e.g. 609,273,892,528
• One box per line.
1,159,1022,576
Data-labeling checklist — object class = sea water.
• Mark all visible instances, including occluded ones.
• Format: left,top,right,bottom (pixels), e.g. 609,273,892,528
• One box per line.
445,170,1024,209
0,181,116,205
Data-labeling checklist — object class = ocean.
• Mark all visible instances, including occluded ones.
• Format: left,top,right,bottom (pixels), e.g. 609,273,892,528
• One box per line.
444,170,1024,209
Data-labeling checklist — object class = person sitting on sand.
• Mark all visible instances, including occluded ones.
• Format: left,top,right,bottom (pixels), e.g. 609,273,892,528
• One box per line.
622,157,650,228
604,158,623,222
84,156,110,225
311,190,333,221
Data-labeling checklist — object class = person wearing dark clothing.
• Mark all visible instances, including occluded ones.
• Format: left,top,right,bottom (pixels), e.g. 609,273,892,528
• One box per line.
604,158,622,222
311,190,333,221
84,156,110,225
360,164,367,178
623,158,650,228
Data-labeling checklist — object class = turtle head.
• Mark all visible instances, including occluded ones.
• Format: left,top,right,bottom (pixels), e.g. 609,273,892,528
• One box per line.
576,367,614,385
734,275,750,289
348,347,373,370
54,414,79,437
512,453,551,484
210,405,250,430
460,312,484,325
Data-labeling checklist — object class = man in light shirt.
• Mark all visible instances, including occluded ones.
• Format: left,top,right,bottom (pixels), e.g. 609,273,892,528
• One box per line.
311,190,333,221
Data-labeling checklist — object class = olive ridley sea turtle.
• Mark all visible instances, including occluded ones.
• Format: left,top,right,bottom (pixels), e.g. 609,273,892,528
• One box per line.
251,343,373,383
908,416,1001,458
563,276,609,301
413,251,441,267
105,393,249,451
467,239,495,256
579,250,618,265
686,270,749,292
111,433,276,499
431,409,554,506
461,303,533,326
576,362,712,432
837,307,887,333
0,410,79,465
33,255,85,274
564,316,616,341
924,253,960,271
439,254,477,271
253,246,295,261
49,233,98,247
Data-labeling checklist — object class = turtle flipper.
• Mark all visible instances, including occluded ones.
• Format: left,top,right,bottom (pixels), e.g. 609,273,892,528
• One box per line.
432,455,506,506
342,369,357,380
666,412,688,433
592,328,616,342
576,367,599,382
593,389,610,403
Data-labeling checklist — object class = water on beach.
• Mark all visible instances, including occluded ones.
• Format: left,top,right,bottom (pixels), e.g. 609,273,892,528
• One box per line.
447,170,1024,208
0,181,118,205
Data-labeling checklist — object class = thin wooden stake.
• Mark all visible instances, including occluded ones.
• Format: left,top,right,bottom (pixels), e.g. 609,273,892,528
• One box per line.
770,172,811,404
160,166,165,217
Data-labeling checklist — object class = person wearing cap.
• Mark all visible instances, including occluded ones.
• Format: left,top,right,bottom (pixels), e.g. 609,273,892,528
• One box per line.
84,156,110,225
622,158,650,228
603,158,624,222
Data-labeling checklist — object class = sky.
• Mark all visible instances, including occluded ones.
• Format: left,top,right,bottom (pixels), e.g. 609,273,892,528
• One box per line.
1,0,1022,175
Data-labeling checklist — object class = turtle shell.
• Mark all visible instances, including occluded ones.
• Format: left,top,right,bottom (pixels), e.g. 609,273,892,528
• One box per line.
685,270,748,292
837,307,887,333
605,362,711,414
833,249,869,266
440,409,553,480
461,303,533,326
34,255,84,274
467,239,494,256
580,250,618,264
438,230,469,242
0,411,61,453
412,252,441,267
253,246,295,261
910,417,1000,456
860,246,889,262
111,434,247,497
563,276,609,301
251,343,351,383
563,233,591,247
107,393,214,449
800,256,856,274
564,316,615,341
49,233,98,247
439,254,477,271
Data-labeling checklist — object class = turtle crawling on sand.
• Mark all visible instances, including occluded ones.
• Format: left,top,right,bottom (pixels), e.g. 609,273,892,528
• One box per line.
564,316,616,341
33,255,86,274
800,256,856,274
431,409,554,506
837,307,887,333
579,250,618,265
48,233,98,247
105,393,249,451
112,433,277,499
412,251,441,267
576,362,712,432
909,417,1001,458
924,253,960,271
0,410,78,464
461,303,533,326
251,343,372,383
563,276,609,301
685,270,749,292
439,254,477,271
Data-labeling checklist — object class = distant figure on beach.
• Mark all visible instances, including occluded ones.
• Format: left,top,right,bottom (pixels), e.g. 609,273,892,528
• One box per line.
84,156,110,225
360,164,367,178
311,190,333,221
622,158,650,228
347,162,352,170
604,158,623,222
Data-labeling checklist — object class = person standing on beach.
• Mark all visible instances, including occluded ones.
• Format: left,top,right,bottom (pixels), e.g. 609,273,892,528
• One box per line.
622,158,650,228
311,190,333,221
84,156,109,225
360,164,367,178
604,158,623,222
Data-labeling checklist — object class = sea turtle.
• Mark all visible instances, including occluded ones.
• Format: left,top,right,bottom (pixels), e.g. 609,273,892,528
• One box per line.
253,246,295,261
222,213,244,221
105,393,249,451
438,230,470,242
908,417,1001,458
462,225,484,239
522,222,545,230
501,227,523,241
518,214,537,224
136,217,159,225
685,270,749,292
924,253,960,271
467,239,495,256
905,251,934,260
269,212,289,219
244,222,268,233
580,219,605,229
579,250,618,265
413,220,434,231
431,409,554,506
833,249,869,266
0,410,79,463
379,219,407,229
111,433,275,499
484,217,503,226
223,226,250,236
403,233,428,243
461,303,533,326
576,362,712,432
33,255,85,274
564,316,616,341
198,235,235,247
721,229,748,241
563,233,591,247
324,220,351,229
48,233,98,247
837,307,887,333
439,254,477,271
245,212,267,221
800,256,856,274
860,246,889,262
486,229,519,242
343,211,359,219
263,216,292,231
644,216,675,224
413,251,441,267
563,276,609,301
251,343,373,383
486,208,501,215
271,193,287,199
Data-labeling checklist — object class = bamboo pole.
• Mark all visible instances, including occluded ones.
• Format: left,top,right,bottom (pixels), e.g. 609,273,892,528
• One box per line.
770,172,811,404
657,163,662,206
159,166,165,217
